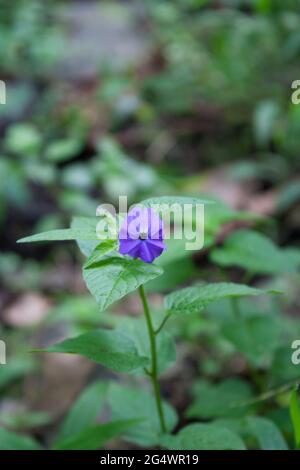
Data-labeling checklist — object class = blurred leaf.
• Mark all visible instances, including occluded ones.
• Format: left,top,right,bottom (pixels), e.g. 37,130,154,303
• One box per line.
59,191,98,215
222,315,281,366
146,257,195,293
0,428,42,450
145,237,198,292
37,329,149,373
54,420,139,450
277,181,300,213
45,139,82,163
157,237,193,265
4,123,42,156
210,229,297,274
0,410,50,431
161,423,245,450
269,347,300,387
117,316,176,374
55,381,108,445
0,158,30,208
244,416,288,450
228,156,288,183
83,257,163,311
84,240,119,268
253,100,280,147
204,200,260,247
267,408,294,443
0,358,36,390
187,379,254,419
17,227,99,243
108,383,177,447
216,416,288,450
255,0,273,14
0,83,35,119
94,137,160,201
290,388,300,449
71,216,99,257
98,77,132,102
165,282,275,315
47,295,100,327
62,164,93,190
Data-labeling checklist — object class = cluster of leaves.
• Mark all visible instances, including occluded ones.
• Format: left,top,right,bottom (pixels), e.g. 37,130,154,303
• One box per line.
146,0,300,161
0,0,63,77
98,0,300,194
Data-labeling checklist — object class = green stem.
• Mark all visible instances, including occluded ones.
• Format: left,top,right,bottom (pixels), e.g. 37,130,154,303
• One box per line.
154,311,171,335
139,285,167,433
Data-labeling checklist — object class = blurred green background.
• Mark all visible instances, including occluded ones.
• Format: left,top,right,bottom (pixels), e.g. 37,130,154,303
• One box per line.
0,0,300,450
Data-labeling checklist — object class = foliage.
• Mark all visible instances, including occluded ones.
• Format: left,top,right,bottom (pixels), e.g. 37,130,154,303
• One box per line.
1,0,300,453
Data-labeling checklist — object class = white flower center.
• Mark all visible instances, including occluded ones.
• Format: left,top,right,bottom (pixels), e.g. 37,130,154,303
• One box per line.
139,231,148,240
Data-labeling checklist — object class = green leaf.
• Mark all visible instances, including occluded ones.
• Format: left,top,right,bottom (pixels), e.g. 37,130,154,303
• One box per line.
187,379,254,419
157,237,194,265
165,282,274,315
266,408,294,441
4,123,42,156
210,229,297,274
222,315,281,367
47,295,101,326
290,388,300,448
0,358,36,390
55,381,108,446
71,216,99,256
54,420,138,450
215,416,288,450
253,100,280,147
117,316,176,374
17,227,99,243
255,0,272,13
146,257,195,293
244,416,288,450
204,200,259,244
0,410,51,431
108,383,178,447
36,329,149,373
228,157,288,183
83,256,163,311
277,181,300,213
269,347,300,387
161,423,245,450
45,139,82,163
84,240,119,268
0,428,42,450
146,237,196,292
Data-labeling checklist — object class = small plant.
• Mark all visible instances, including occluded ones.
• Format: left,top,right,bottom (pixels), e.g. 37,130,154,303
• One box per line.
15,195,294,450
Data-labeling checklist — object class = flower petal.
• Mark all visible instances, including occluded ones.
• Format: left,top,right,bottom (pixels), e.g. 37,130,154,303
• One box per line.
119,238,141,256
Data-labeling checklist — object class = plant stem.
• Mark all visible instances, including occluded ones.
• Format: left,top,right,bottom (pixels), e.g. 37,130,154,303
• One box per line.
139,285,167,433
154,311,171,335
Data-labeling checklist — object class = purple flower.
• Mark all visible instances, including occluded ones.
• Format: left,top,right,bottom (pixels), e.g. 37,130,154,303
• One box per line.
119,207,166,263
